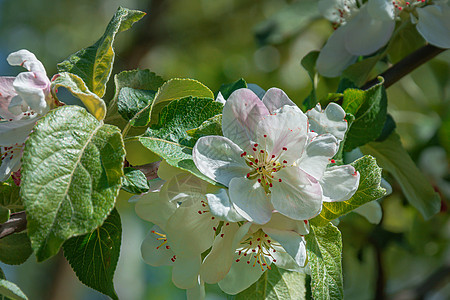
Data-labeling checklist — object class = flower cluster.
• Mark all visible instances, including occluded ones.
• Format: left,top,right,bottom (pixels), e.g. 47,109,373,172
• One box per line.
0,50,55,181
135,88,360,297
316,0,450,77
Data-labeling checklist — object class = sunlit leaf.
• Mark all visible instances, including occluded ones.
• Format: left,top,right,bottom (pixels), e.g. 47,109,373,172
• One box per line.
121,167,149,194
0,279,27,300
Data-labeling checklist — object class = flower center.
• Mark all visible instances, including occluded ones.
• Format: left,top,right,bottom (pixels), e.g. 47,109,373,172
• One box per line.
327,0,360,26
1,143,24,162
393,0,427,12
196,200,221,233
241,139,289,193
235,229,279,271
151,230,177,262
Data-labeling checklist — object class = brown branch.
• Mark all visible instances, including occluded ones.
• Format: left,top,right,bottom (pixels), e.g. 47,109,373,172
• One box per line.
361,45,446,90
0,211,27,239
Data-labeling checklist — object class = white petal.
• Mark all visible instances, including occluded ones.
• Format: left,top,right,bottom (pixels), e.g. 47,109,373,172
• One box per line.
344,4,395,56
264,212,309,235
0,152,21,182
297,134,339,180
222,88,269,151
215,92,226,104
13,72,50,115
316,26,358,77
172,254,201,289
416,4,450,49
193,136,251,186
270,166,323,220
0,77,18,119
306,103,348,142
261,88,296,113
200,222,242,284
134,187,176,230
256,105,308,165
186,278,205,300
320,165,360,202
165,198,217,256
262,228,307,268
206,189,246,222
7,49,46,74
166,173,208,203
229,177,273,224
0,116,37,145
367,0,395,21
353,201,382,224
141,226,175,267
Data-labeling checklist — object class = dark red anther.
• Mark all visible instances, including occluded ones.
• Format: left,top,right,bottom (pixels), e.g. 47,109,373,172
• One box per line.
254,144,258,147
330,159,336,163
282,147,287,151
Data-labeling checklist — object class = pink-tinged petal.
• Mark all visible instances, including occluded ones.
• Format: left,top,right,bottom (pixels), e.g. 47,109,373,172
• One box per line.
229,177,273,224
0,77,18,119
264,212,309,235
416,4,450,49
222,88,269,151
13,72,50,115
0,116,38,145
297,133,339,180
262,228,307,268
172,254,201,289
316,26,358,77
307,103,347,142
141,226,175,267
218,250,269,295
261,88,296,113
271,166,322,220
7,49,46,74
256,105,308,165
193,136,251,186
344,4,395,56
206,189,246,222
320,165,360,202
353,201,382,224
135,187,176,230
200,222,242,284
165,198,217,256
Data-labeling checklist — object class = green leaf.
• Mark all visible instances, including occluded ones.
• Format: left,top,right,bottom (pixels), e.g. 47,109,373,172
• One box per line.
63,208,121,300
186,114,223,139
0,279,27,300
122,167,149,194
0,179,22,223
305,223,343,300
310,156,386,227
233,265,305,300
138,96,223,185
149,78,214,125
105,69,165,132
361,132,441,219
117,88,156,127
57,7,145,98
21,106,125,262
301,51,319,110
342,79,387,151
0,233,32,265
387,21,425,64
52,72,107,120
342,55,382,87
217,78,247,100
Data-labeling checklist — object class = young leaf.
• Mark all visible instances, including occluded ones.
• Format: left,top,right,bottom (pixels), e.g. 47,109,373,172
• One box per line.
149,78,214,125
122,167,149,194
342,80,387,151
305,223,343,300
361,132,441,219
301,51,319,111
21,106,125,262
138,96,223,185
310,155,386,227
217,78,247,100
0,233,32,265
117,88,156,127
0,179,22,223
0,279,27,300
63,208,121,300
52,72,107,120
233,265,306,300
186,114,223,139
57,7,146,98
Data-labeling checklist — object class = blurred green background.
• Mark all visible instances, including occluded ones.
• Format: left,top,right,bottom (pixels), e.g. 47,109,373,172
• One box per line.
0,0,449,299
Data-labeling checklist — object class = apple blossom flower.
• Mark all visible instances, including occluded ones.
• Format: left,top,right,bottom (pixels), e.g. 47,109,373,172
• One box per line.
193,88,360,225
0,49,54,181
415,1,450,49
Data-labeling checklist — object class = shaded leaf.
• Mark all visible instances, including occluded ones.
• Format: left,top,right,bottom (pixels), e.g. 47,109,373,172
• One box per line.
63,208,121,300
387,21,425,64
21,106,125,261
122,168,149,194
305,223,343,300
301,51,319,110
0,233,32,265
361,132,441,219
310,156,386,227
343,55,382,87
57,7,145,98
217,79,247,100
118,88,156,127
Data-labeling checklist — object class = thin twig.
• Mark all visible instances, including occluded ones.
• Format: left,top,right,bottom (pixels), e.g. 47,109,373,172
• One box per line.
0,211,27,239
361,45,446,90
